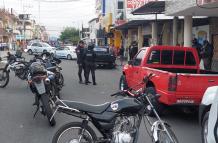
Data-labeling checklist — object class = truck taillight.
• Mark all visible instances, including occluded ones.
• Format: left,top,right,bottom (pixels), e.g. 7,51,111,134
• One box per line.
168,76,177,91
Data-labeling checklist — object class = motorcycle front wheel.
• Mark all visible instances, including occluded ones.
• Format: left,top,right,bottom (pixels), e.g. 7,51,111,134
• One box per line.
40,94,56,126
157,125,179,143
52,122,97,143
0,69,9,88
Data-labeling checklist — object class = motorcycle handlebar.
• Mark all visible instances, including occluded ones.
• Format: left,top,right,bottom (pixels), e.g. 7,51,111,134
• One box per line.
110,73,155,97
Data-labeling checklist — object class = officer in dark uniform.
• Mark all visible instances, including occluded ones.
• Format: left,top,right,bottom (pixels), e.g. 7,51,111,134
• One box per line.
75,40,86,84
84,43,97,85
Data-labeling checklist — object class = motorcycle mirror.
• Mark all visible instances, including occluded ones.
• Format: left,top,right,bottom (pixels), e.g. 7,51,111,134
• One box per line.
128,60,133,65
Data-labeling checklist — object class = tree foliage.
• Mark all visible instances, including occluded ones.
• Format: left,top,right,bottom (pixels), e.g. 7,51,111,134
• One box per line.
59,27,80,44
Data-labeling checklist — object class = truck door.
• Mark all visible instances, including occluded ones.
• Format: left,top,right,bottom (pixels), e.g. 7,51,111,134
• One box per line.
130,49,147,89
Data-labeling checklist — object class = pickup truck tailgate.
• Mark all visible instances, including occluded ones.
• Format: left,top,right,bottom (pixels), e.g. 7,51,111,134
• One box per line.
176,74,218,104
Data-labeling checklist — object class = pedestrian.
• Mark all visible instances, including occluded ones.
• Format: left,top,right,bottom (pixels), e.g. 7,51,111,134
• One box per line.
130,41,138,60
201,40,213,70
84,43,97,85
128,45,132,60
119,45,125,66
192,38,202,58
75,40,86,84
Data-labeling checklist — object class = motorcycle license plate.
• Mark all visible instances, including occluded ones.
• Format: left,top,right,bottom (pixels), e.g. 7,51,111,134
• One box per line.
34,81,46,94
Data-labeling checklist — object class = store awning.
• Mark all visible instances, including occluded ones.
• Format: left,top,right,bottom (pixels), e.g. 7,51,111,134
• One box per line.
131,1,165,15
115,20,149,30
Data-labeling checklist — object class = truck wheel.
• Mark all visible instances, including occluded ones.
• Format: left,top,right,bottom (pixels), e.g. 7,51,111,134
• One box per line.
201,111,209,143
144,87,164,117
119,75,128,90
28,49,33,55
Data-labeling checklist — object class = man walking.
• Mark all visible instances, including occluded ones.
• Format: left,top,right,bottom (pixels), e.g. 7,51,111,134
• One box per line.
75,40,86,84
119,45,125,66
84,43,97,85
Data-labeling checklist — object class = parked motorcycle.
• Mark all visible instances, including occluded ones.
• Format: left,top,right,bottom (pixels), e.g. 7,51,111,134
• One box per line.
36,52,64,93
0,52,30,88
27,62,56,126
51,74,178,143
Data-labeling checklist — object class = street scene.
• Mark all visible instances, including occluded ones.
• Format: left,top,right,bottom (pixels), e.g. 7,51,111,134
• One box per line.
0,0,218,143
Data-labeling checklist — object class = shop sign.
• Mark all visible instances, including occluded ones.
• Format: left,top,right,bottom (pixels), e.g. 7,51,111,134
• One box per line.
197,0,218,5
125,0,157,19
126,0,157,9
16,35,24,40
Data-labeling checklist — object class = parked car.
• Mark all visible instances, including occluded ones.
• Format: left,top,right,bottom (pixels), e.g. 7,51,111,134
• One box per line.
26,42,56,55
199,86,218,143
120,46,218,115
54,46,77,60
94,46,116,68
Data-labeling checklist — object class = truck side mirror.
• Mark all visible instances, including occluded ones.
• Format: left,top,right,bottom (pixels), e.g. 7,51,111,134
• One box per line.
128,60,133,65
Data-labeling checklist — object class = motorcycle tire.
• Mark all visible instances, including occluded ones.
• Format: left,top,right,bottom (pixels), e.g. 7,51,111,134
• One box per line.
157,125,179,143
0,69,9,88
144,87,164,117
40,94,56,126
59,73,64,88
52,122,97,143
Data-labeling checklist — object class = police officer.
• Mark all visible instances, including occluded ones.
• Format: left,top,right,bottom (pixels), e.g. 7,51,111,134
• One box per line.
75,40,86,84
84,43,97,85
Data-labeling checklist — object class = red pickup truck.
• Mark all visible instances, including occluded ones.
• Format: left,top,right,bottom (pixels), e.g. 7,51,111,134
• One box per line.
120,46,218,114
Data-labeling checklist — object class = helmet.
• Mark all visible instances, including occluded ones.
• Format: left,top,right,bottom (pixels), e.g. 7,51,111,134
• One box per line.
29,62,46,75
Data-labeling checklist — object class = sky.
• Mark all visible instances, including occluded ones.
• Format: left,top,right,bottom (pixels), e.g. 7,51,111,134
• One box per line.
1,0,96,37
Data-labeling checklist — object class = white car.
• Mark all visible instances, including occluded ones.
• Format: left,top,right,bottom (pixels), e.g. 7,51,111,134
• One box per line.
54,47,77,60
199,86,218,143
26,42,56,55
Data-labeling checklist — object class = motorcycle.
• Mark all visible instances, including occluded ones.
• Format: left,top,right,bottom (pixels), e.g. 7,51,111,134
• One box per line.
36,52,64,93
27,62,57,126
51,74,178,143
0,52,30,88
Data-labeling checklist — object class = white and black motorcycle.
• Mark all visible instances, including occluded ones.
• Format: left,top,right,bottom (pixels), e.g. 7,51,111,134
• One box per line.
0,53,29,88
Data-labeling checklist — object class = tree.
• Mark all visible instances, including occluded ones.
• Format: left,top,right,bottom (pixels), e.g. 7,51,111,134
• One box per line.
59,27,80,44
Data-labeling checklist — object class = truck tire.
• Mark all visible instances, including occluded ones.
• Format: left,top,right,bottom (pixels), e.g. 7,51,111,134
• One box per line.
201,111,209,143
144,87,164,117
119,75,128,90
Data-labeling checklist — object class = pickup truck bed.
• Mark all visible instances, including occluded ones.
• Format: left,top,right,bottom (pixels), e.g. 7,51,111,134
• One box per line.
121,46,218,112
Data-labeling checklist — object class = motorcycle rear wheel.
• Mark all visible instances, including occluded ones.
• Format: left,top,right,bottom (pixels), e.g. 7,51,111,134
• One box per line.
40,94,56,126
52,122,97,143
0,69,9,88
157,125,179,143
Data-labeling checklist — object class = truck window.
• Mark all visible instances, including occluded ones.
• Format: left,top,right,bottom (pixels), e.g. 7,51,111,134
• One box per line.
133,49,146,66
174,51,185,65
161,50,172,65
147,50,160,64
186,51,196,66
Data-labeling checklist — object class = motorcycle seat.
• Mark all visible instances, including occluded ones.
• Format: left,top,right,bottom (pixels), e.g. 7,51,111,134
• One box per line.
57,100,110,114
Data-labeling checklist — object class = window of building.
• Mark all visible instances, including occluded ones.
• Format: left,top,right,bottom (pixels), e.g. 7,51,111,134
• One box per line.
147,50,160,64
118,1,123,9
174,51,185,65
186,51,196,66
133,49,146,66
161,50,172,65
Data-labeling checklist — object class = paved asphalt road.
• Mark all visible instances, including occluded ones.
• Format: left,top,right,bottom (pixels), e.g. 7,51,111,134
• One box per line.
0,55,201,143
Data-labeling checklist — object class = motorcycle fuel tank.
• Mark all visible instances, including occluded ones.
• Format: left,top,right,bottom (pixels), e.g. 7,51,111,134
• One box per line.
107,98,143,114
